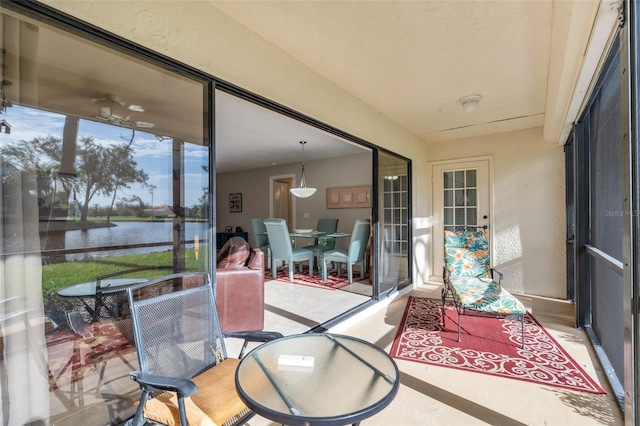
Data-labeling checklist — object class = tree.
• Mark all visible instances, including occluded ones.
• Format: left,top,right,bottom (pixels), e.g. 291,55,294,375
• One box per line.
105,130,149,221
1,133,149,223
0,136,63,218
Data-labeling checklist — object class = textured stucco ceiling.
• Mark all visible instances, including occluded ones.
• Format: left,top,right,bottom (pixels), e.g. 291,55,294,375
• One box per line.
211,0,606,143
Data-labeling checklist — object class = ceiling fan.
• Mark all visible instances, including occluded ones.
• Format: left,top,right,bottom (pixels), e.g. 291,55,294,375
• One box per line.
93,93,155,129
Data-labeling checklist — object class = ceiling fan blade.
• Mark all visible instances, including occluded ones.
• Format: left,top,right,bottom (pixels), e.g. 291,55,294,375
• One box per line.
134,121,155,129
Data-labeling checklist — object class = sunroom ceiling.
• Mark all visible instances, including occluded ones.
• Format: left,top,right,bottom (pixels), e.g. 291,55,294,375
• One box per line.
211,0,617,144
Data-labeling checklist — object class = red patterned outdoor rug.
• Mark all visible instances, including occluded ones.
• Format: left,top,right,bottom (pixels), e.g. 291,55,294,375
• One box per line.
47,319,134,391
390,296,606,394
266,266,364,290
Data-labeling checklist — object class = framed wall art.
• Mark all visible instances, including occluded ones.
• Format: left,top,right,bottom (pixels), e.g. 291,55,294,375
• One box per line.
326,185,371,208
229,193,242,213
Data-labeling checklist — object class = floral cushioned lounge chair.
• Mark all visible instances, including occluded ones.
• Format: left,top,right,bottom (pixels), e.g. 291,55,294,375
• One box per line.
441,229,526,348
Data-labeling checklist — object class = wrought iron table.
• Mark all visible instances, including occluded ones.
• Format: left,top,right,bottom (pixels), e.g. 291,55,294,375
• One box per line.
58,278,145,322
235,333,399,426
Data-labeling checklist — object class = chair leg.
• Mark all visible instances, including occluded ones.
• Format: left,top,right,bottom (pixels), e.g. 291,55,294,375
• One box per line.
309,256,314,276
347,263,353,284
521,314,525,349
271,256,277,279
177,396,188,426
132,391,150,426
322,258,328,281
289,263,294,282
457,308,462,342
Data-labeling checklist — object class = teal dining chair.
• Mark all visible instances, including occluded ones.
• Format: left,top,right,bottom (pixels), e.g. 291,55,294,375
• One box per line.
321,219,370,283
264,218,314,281
250,218,270,255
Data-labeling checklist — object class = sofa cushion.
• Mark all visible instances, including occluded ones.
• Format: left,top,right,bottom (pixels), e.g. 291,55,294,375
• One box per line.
216,237,250,269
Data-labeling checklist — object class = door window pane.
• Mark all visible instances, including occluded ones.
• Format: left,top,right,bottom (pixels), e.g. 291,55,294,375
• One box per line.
444,190,453,207
444,171,453,189
466,170,477,187
455,171,465,188
442,168,479,230
444,208,453,225
467,208,477,225
466,189,477,206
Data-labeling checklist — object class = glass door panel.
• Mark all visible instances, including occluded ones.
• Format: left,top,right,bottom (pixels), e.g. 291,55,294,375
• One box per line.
377,152,410,294
0,7,210,424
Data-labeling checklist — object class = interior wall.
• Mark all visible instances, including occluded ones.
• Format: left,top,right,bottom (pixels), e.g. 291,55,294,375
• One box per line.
426,127,566,299
217,153,372,251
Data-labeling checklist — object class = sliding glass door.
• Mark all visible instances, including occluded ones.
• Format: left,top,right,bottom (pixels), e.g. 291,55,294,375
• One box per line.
1,5,210,424
376,151,411,295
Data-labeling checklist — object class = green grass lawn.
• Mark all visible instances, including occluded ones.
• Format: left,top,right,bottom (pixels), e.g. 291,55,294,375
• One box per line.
42,248,209,323
42,248,208,300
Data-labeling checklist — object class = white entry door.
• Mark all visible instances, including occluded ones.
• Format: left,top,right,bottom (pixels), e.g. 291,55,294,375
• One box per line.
431,159,491,280
270,175,294,228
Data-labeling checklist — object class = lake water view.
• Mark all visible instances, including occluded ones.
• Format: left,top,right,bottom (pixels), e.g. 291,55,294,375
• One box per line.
41,221,210,261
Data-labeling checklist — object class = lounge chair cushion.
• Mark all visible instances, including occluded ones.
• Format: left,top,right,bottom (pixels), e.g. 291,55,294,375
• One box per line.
444,230,492,278
143,358,247,426
449,276,526,316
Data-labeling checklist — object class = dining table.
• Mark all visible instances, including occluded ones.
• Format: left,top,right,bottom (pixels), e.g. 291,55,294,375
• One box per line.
290,231,351,280
256,231,352,281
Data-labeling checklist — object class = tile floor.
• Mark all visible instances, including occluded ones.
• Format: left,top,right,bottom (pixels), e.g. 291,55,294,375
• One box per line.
49,279,624,425
246,281,624,426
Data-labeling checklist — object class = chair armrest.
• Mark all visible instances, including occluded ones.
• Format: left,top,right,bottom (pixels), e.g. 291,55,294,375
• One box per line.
130,371,198,398
490,268,503,285
442,266,451,282
224,331,284,358
224,330,284,342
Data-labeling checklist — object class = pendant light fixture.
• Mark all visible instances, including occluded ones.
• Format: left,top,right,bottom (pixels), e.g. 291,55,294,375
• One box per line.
290,140,317,198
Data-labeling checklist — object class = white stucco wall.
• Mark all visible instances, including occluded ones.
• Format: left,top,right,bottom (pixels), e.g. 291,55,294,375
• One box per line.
216,153,372,251
425,127,566,299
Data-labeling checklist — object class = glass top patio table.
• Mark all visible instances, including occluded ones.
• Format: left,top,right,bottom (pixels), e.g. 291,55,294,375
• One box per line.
58,278,147,322
57,278,146,298
235,333,399,426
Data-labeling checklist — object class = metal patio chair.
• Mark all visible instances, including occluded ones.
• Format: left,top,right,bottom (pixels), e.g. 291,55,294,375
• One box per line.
125,272,282,426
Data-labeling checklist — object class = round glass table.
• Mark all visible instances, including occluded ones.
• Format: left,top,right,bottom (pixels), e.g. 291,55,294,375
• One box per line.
235,333,399,426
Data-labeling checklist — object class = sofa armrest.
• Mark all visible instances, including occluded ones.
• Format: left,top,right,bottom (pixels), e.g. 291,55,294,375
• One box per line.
247,248,264,270
215,248,265,333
